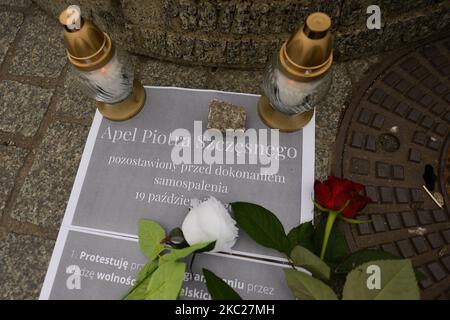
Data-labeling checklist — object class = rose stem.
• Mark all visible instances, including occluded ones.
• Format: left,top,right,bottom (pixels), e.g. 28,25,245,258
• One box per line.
320,210,339,260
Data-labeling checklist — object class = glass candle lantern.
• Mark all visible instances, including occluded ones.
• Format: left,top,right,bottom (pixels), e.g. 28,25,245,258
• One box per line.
59,8,145,121
258,12,334,132
74,48,134,104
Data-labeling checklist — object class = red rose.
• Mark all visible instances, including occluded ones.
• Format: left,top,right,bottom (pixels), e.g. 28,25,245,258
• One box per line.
314,176,371,218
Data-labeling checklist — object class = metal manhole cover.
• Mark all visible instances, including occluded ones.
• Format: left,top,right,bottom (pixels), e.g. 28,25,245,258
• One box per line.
334,34,450,300
445,149,450,198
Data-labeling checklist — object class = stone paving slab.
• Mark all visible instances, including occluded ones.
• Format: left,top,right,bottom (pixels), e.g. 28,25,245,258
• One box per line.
10,121,89,229
55,68,97,121
0,233,54,300
0,145,27,212
9,12,66,78
0,11,23,66
0,80,53,137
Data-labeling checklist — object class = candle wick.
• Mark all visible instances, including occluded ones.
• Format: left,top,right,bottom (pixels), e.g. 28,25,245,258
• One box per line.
61,5,82,30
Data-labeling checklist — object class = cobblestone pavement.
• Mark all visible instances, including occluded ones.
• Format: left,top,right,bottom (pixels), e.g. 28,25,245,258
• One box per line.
0,3,378,299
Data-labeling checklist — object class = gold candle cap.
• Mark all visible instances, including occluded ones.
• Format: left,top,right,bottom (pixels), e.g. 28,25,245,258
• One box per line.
304,12,332,37
59,9,114,71
279,12,333,81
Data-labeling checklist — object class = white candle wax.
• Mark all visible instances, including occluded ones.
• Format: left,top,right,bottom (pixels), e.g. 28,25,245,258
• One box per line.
275,69,323,111
82,52,133,104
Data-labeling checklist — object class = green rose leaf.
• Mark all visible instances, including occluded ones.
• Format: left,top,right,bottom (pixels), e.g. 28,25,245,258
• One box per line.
145,261,186,300
136,260,159,283
284,269,338,300
138,219,166,261
124,276,151,300
290,246,330,280
342,259,420,300
287,222,315,253
313,218,348,265
160,242,212,264
203,268,242,300
335,249,400,274
231,202,290,254
123,261,158,300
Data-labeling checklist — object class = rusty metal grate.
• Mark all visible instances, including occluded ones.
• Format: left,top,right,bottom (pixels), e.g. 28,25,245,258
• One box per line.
334,34,450,300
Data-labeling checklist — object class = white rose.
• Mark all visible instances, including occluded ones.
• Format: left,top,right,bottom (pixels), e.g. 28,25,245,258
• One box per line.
181,196,238,253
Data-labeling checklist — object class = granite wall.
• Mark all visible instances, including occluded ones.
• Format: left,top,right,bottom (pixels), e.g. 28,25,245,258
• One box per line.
32,0,450,69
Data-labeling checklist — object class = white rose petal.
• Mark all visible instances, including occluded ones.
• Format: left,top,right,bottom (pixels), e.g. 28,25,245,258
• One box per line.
181,196,238,253
181,208,214,245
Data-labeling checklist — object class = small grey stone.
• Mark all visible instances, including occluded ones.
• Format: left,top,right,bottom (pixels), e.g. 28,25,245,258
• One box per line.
55,67,96,120
0,80,53,137
137,58,210,88
0,233,54,300
0,145,27,212
10,121,89,228
207,99,246,132
0,11,23,66
9,11,67,78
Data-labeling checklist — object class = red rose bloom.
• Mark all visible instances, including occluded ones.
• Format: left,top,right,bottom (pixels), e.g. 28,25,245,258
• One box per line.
314,176,371,218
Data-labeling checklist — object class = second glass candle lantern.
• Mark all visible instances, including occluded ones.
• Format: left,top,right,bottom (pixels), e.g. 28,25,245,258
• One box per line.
259,12,334,132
